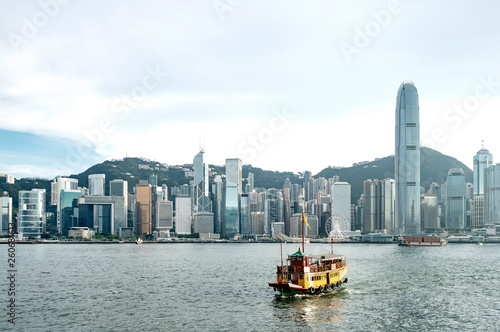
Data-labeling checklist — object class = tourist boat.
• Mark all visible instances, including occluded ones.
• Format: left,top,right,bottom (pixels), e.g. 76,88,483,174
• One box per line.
268,213,348,297
135,238,143,244
398,236,447,247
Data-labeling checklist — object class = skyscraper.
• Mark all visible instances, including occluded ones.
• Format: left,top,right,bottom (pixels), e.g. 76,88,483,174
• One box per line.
136,183,152,237
473,144,493,195
395,81,421,235
1,192,12,236
194,150,212,213
55,177,78,233
446,169,466,229
223,158,242,237
212,175,223,234
331,182,351,231
484,164,500,225
89,174,105,196
18,189,46,238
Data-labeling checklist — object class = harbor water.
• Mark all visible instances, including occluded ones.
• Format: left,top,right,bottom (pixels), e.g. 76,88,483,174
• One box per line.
2,243,499,331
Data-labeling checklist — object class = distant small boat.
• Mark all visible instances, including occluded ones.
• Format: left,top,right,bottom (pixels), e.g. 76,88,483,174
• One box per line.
476,242,484,246
135,238,143,245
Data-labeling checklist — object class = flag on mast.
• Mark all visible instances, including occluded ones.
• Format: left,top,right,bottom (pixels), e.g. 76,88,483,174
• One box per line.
302,213,311,230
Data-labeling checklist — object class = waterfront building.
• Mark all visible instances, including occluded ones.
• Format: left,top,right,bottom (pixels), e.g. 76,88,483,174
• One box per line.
212,175,223,234
136,183,152,236
193,212,214,234
485,164,500,225
1,192,12,236
473,144,493,195
363,179,395,234
328,176,340,195
223,158,242,237
77,195,127,235
60,189,83,236
395,81,421,235
68,227,92,239
472,195,485,228
54,177,78,233
175,196,192,234
250,212,265,235
446,169,466,229
421,194,439,231
194,150,212,213
88,174,105,196
18,189,46,238
331,182,351,231
156,200,173,231
240,193,250,235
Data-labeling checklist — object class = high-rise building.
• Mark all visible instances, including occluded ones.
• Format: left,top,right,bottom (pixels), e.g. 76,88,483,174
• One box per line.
250,212,265,235
148,174,158,187
363,179,395,234
223,158,242,237
484,164,500,225
193,212,214,234
60,189,83,236
473,144,493,195
18,189,46,238
110,179,128,197
89,174,105,196
156,200,173,231
136,183,152,237
446,169,466,229
77,195,127,235
175,196,192,234
240,194,250,235
55,177,78,233
471,195,485,228
421,194,439,231
395,81,421,235
194,150,212,213
1,192,12,236
212,175,223,234
247,172,255,192
331,182,351,231
264,189,283,235
283,187,291,236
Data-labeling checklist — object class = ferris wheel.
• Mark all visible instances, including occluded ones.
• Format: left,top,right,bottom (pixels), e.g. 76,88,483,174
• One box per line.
325,214,350,239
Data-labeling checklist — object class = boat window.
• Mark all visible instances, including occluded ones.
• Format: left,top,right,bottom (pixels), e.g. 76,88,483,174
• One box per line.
299,275,303,280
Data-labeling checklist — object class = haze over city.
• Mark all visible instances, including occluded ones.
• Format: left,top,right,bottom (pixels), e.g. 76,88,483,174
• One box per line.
1,0,500,179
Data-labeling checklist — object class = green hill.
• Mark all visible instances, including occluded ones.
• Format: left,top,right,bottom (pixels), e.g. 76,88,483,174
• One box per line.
316,147,472,201
1,147,472,213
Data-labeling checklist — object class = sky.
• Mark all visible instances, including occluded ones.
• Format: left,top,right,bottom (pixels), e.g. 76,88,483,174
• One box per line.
1,0,500,179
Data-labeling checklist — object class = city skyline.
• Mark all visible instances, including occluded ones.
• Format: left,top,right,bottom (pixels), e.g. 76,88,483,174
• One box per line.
1,1,500,179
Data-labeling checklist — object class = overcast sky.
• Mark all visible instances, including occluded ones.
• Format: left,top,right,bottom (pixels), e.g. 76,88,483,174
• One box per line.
1,0,500,179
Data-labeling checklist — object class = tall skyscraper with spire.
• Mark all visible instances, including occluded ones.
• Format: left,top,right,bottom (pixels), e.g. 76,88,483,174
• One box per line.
473,141,493,196
395,81,421,235
194,149,211,213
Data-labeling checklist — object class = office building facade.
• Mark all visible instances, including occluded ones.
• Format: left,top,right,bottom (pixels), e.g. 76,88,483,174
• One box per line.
395,81,421,235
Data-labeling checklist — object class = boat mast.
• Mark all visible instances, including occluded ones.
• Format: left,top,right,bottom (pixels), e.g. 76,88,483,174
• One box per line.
302,213,305,253
280,238,284,281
